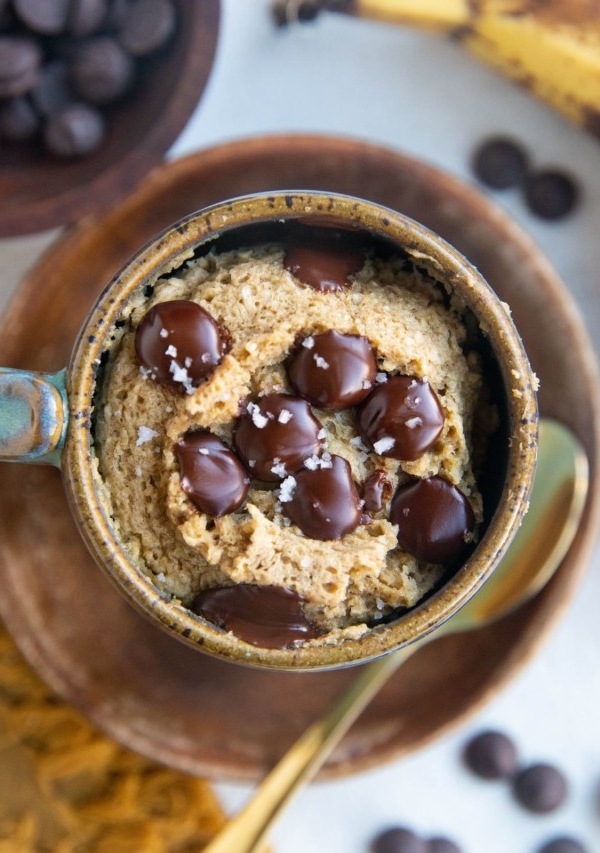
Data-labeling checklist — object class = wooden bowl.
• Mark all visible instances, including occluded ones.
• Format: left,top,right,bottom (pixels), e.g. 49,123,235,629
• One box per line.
0,0,219,238
0,134,598,782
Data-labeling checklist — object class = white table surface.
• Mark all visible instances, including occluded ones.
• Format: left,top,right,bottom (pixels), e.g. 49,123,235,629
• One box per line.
2,2,600,851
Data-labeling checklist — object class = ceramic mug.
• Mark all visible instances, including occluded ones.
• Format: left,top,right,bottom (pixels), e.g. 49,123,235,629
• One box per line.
0,192,538,670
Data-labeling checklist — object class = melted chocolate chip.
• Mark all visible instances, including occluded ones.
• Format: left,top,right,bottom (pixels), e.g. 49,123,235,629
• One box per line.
287,330,376,410
283,243,365,292
191,583,320,648
233,393,324,481
357,375,444,461
282,454,363,540
389,476,475,564
174,432,250,517
135,300,229,393
361,469,391,513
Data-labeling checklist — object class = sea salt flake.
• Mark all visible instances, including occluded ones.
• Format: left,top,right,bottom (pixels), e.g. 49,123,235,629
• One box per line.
278,475,297,503
159,328,169,338
317,428,327,440
350,435,368,452
165,344,178,357
184,357,192,368
157,571,166,582
248,402,269,429
361,379,372,390
136,426,159,446
278,409,293,424
302,336,315,349
376,372,388,383
405,417,423,429
201,352,213,363
271,459,288,478
313,354,329,369
373,436,395,455
169,361,194,394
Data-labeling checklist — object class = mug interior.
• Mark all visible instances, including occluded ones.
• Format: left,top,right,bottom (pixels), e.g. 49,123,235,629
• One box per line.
63,192,538,670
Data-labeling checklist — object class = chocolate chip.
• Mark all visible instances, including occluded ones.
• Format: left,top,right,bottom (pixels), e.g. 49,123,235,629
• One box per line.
0,96,40,141
524,169,580,220
70,36,134,104
0,36,42,97
191,584,320,648
427,839,462,853
135,300,229,393
357,375,444,462
233,393,324,482
512,762,568,814
462,730,519,780
174,432,250,518
69,0,108,37
43,102,105,157
361,470,391,513
370,827,428,853
471,136,529,189
287,330,377,411
13,0,71,34
390,476,475,564
536,838,589,853
284,242,365,292
282,453,363,540
117,0,176,56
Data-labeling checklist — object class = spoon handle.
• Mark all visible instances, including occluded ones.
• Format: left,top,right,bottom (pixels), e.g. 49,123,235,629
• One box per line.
204,645,420,853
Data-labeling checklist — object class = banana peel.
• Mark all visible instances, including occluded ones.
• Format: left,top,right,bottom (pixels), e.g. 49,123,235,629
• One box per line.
293,0,600,139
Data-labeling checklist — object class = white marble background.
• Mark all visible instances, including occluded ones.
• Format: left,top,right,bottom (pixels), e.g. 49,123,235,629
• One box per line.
1,2,600,851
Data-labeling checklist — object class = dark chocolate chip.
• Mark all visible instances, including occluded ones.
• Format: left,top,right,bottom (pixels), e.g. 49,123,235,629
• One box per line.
462,729,519,780
536,838,589,853
371,827,428,853
357,375,444,461
191,583,320,648
0,36,42,97
471,136,529,189
69,0,109,37
70,36,134,104
524,169,580,220
284,242,365,292
118,0,176,55
281,453,363,540
512,762,568,814
13,0,71,34
174,432,250,518
287,330,377,410
134,300,229,393
233,393,324,482
43,102,105,157
427,839,463,853
0,96,40,141
361,470,391,513
389,476,475,564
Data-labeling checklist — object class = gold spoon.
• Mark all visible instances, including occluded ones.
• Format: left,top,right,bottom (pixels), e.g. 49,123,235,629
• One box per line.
205,418,588,853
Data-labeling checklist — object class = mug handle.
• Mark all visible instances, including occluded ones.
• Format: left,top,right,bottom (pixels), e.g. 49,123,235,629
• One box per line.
0,368,67,467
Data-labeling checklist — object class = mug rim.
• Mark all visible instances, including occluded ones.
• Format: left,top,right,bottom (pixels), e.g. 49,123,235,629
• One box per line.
63,190,538,670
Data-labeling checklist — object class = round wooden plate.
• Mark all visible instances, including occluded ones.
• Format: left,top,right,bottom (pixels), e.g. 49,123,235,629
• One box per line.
0,135,598,782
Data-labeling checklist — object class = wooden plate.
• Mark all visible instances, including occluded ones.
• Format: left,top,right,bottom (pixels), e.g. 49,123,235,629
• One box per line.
0,135,598,782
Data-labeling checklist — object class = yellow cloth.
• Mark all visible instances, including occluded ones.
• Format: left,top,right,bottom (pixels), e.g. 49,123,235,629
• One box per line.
0,622,226,852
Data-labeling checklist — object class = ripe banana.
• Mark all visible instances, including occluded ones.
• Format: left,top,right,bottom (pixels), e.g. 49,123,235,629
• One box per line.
291,0,600,139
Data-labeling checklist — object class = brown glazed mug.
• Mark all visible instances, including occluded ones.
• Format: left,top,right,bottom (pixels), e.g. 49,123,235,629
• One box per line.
0,192,538,670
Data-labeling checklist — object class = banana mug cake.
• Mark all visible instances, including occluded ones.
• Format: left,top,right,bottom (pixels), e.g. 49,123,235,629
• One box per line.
93,226,495,651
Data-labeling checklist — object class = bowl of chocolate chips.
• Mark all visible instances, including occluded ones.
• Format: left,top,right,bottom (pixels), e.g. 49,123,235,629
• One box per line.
0,0,219,237
0,190,538,670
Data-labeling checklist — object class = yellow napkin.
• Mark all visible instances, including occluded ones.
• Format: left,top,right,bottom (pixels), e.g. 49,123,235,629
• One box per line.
0,621,226,852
